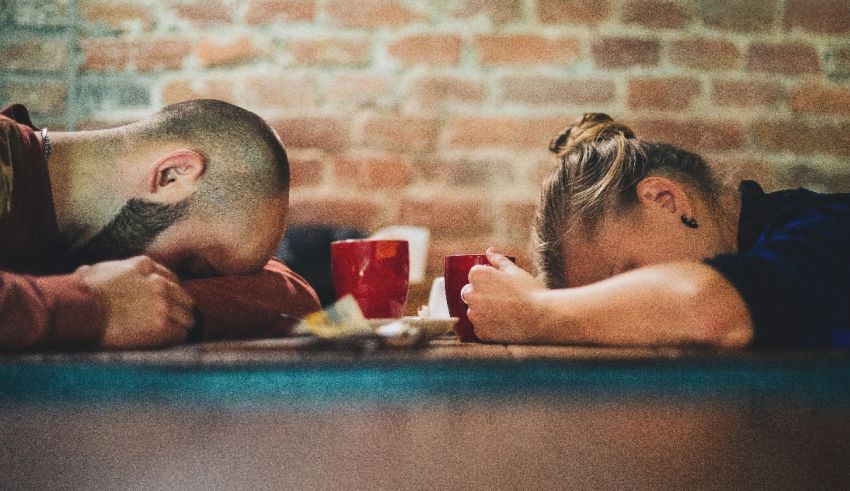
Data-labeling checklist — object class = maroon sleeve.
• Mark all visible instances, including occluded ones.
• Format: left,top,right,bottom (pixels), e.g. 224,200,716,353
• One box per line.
182,258,321,340
0,272,105,349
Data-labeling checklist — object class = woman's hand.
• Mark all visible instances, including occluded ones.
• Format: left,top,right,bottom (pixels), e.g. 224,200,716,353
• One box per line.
464,248,548,343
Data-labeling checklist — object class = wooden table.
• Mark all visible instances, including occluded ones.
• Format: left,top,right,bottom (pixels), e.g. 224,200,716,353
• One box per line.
1,339,849,489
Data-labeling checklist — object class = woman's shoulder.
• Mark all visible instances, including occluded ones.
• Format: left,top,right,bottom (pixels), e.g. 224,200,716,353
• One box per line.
737,180,850,252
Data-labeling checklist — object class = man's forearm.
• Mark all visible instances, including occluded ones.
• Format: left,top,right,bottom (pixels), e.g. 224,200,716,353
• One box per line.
182,258,320,340
0,272,104,349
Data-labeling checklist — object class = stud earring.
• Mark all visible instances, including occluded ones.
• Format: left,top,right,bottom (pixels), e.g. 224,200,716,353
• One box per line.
680,215,699,229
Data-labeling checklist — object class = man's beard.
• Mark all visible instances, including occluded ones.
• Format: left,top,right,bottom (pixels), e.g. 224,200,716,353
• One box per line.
69,198,191,266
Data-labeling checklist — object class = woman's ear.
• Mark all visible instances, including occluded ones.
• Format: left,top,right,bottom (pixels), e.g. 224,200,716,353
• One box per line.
635,176,694,218
146,150,206,201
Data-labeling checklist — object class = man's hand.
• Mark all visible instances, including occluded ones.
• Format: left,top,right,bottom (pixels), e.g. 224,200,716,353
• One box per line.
465,248,548,343
75,256,195,349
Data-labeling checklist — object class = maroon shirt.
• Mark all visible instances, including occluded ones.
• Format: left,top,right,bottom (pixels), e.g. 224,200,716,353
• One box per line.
0,105,320,349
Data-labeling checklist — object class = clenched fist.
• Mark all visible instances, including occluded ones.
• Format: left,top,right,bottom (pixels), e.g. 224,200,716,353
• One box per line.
75,256,195,349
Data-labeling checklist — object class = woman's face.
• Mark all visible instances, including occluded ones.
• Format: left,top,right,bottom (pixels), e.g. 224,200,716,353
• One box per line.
561,186,723,287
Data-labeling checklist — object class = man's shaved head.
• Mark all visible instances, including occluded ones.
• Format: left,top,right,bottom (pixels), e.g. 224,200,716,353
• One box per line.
69,99,290,272
139,99,289,217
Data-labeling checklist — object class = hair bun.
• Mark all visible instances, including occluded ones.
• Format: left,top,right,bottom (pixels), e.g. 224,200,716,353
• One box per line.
548,113,635,156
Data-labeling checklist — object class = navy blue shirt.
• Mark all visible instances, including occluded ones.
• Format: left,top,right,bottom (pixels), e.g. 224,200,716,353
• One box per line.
706,181,850,349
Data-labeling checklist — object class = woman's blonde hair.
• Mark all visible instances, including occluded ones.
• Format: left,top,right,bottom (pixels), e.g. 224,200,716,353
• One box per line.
534,113,720,288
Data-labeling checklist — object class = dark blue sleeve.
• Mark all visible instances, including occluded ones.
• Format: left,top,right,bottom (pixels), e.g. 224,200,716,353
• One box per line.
706,200,850,349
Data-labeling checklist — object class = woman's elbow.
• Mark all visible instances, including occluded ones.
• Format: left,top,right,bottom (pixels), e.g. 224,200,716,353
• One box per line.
682,268,754,349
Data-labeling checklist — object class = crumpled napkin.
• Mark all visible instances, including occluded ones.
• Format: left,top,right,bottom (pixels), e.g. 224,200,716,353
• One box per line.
293,295,425,348
293,295,372,339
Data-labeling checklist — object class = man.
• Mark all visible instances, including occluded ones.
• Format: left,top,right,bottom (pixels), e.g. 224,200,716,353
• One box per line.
0,100,320,350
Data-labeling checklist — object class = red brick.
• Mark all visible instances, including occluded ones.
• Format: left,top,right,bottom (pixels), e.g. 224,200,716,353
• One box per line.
784,0,850,34
406,75,484,108
0,82,67,114
705,155,778,191
288,194,383,230
243,74,320,109
271,117,350,152
410,157,446,184
630,118,744,152
388,35,462,66
195,36,262,68
365,156,412,188
426,236,490,275
712,80,785,107
748,42,820,75
245,0,315,24
828,45,850,78
359,115,440,152
397,196,492,235
366,160,411,190
80,38,131,71
287,149,325,188
289,37,370,66
325,73,391,107
751,119,850,156
444,117,564,149
415,156,511,187
669,38,740,70
627,77,701,110
135,38,191,71
333,154,412,189
0,38,68,72
501,77,616,105
428,236,532,275
447,0,520,25
13,0,71,27
325,0,424,28
622,1,692,29
79,0,155,31
161,76,237,104
776,164,850,193
537,0,613,25
697,0,775,32
81,37,190,71
591,37,660,68
791,81,850,114
410,156,501,187
501,200,538,239
172,0,233,24
530,157,558,187
475,35,581,65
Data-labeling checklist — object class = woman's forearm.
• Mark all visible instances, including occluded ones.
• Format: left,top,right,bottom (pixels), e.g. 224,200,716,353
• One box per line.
532,262,753,347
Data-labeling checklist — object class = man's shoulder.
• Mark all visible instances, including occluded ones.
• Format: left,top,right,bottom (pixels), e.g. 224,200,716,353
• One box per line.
0,108,21,219
0,104,36,128
0,104,39,220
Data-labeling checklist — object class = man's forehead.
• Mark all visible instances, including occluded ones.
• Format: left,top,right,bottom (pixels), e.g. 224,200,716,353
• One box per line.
218,202,287,272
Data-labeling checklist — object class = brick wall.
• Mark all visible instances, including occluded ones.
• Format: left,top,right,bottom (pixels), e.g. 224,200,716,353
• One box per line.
2,0,850,279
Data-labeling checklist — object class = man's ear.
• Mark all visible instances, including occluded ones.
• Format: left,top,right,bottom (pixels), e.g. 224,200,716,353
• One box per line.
635,176,694,218
146,150,206,202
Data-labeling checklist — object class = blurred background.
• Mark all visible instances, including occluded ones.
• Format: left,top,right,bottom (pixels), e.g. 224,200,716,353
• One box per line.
2,0,849,285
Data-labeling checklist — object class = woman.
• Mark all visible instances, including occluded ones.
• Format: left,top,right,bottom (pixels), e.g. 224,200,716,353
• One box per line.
463,113,850,348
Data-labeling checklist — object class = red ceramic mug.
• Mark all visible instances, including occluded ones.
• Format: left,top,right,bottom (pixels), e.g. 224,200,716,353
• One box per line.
444,254,516,342
331,239,410,319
